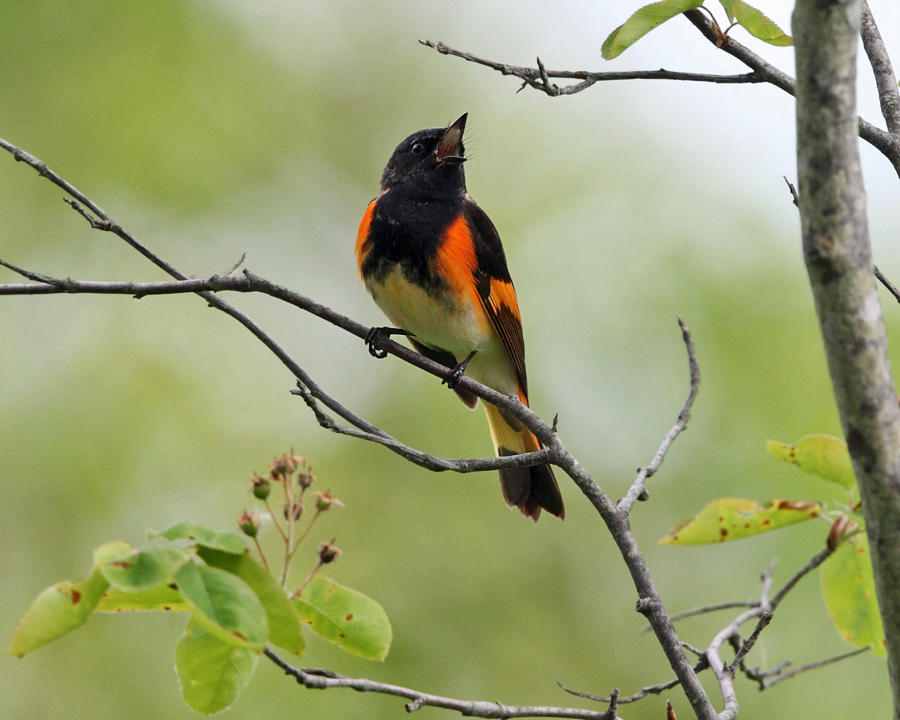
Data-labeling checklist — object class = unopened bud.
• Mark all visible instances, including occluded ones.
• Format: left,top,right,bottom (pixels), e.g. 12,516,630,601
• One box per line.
314,491,345,512
318,540,342,565
270,452,305,480
297,469,316,490
238,511,261,538
283,500,304,522
827,514,855,550
251,474,271,500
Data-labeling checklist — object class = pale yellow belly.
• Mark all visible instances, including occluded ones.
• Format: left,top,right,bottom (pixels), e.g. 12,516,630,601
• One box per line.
366,266,520,397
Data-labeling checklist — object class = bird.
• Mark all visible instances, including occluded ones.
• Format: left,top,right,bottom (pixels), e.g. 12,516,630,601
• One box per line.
356,114,564,521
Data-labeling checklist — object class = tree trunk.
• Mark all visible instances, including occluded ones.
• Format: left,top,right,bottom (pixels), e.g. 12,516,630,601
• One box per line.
793,1,900,716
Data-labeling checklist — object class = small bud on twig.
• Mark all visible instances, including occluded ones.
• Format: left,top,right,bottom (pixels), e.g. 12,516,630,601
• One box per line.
318,539,342,565
251,474,271,500
284,500,304,522
314,491,345,512
238,511,261,538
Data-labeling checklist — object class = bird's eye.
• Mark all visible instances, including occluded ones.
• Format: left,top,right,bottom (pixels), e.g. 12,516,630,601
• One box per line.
411,142,425,155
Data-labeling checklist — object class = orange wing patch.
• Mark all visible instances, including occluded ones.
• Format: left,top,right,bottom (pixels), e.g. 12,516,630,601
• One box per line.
356,197,379,278
480,276,528,401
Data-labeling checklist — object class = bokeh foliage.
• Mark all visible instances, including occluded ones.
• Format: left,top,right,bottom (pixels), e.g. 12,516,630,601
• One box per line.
1,1,896,718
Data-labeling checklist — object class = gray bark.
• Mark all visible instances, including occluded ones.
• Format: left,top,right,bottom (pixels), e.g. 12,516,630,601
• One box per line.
793,1,900,716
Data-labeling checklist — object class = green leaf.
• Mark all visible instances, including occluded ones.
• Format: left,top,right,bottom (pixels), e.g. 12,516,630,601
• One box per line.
175,562,268,650
8,540,131,656
660,498,821,545
293,575,391,660
175,619,258,715
153,521,248,554
718,0,736,22
96,585,189,612
100,544,189,591
822,532,885,657
198,547,304,655
602,0,704,59
767,434,856,488
727,0,792,46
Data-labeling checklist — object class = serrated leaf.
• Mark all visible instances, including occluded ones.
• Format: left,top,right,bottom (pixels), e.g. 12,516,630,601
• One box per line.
198,547,304,655
175,619,258,715
96,585,189,612
293,575,391,660
100,545,189,591
8,540,131,656
602,0,704,60
822,531,885,656
728,0,792,46
660,498,821,545
767,434,856,489
153,521,248,554
175,562,268,650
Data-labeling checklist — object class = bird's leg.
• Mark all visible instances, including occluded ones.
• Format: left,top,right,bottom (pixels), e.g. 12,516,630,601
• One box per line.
442,349,477,389
365,326,412,359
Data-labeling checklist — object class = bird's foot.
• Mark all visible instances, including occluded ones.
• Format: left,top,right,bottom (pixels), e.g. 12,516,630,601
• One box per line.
442,349,477,389
365,326,411,358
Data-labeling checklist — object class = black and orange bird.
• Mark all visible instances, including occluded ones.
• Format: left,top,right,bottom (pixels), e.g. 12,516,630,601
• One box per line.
356,114,564,521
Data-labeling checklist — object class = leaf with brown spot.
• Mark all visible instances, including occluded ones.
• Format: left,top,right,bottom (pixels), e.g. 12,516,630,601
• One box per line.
822,531,885,656
292,575,391,661
660,498,820,545
8,541,131,656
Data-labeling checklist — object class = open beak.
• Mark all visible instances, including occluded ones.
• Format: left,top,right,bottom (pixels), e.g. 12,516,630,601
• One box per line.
436,113,467,164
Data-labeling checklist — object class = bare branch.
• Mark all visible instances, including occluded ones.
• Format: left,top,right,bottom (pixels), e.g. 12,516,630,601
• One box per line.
291,379,551,474
860,1,900,138
768,546,833,610
264,649,620,720
420,14,900,177
747,646,872,690
875,266,900,305
643,601,757,634
420,39,764,97
619,316,699,514
682,8,900,177
0,133,718,719
558,664,703,706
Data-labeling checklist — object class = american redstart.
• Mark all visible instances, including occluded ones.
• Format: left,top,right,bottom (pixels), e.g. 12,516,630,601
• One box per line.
356,114,563,521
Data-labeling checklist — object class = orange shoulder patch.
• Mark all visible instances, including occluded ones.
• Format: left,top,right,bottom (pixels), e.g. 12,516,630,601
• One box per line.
433,213,479,304
356,197,379,278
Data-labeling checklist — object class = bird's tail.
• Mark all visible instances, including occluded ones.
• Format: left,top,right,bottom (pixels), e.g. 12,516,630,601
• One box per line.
483,403,565,521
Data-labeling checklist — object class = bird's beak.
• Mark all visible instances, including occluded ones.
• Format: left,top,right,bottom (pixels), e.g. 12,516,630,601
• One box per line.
436,113,467,164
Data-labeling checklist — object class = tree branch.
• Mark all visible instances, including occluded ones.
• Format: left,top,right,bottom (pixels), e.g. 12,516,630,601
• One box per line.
264,649,621,720
0,134,717,719
860,1,900,139
419,39,764,96
420,12,900,178
619,316,699,514
794,0,900,712
682,9,900,177
562,544,852,715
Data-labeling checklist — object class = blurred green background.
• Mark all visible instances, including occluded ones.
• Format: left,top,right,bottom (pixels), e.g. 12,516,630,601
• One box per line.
2,1,897,718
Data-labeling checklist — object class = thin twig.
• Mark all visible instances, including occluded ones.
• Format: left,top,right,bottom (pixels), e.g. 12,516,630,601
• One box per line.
619,316,699,514
420,39,764,98
642,601,758,634
419,15,900,176
783,176,799,207
265,649,619,719
750,646,872,690
875,266,900,305
860,1,900,138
